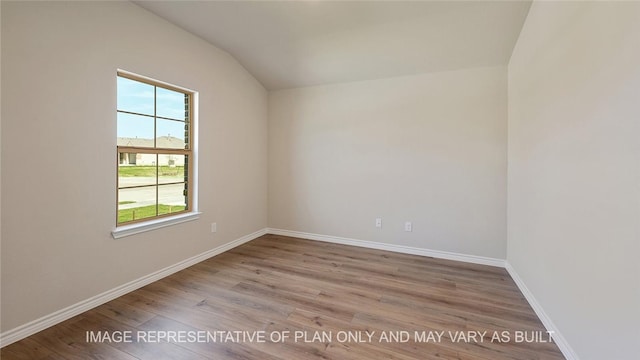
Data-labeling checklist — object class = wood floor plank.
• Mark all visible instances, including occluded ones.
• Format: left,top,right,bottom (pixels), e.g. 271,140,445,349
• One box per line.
93,296,157,328
287,308,461,360
26,322,137,360
1,234,565,359
0,337,56,360
71,311,208,360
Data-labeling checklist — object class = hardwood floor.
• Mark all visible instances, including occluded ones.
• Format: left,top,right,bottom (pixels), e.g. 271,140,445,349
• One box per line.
1,235,565,359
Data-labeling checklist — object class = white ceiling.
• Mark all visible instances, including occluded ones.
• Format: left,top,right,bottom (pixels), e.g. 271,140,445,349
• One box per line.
135,1,531,90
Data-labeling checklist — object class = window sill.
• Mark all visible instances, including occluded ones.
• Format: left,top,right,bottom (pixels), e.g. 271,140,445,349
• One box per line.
112,212,201,239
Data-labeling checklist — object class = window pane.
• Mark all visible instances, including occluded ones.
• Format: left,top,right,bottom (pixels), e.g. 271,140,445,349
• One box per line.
156,119,187,149
158,155,185,184
158,183,187,215
118,157,157,188
117,76,154,116
118,186,158,223
156,87,188,120
117,113,154,147
116,73,194,226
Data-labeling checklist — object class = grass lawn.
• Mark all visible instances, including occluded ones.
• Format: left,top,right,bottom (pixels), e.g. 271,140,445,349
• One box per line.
119,166,184,177
118,204,186,223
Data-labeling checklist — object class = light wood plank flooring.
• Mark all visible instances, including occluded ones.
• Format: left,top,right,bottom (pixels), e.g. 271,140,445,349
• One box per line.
1,235,565,359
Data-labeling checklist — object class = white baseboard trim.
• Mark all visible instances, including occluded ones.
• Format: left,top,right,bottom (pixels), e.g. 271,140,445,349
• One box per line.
0,228,268,348
505,262,579,360
266,228,506,267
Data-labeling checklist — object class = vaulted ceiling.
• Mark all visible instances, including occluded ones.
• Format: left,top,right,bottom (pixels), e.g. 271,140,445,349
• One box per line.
135,1,531,90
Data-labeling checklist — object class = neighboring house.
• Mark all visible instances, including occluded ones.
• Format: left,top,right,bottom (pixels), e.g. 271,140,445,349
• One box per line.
117,136,186,166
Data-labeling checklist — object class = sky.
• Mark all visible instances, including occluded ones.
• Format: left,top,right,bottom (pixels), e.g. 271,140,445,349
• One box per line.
117,76,188,142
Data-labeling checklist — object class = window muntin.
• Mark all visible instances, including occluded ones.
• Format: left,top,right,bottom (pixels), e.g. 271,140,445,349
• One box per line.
116,72,193,225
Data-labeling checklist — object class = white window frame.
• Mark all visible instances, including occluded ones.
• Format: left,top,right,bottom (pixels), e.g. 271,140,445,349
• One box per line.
112,70,200,239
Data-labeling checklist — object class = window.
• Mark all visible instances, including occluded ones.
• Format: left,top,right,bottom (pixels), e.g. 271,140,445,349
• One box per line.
116,71,194,226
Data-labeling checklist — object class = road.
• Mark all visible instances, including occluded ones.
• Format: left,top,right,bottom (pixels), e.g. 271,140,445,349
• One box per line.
118,176,186,209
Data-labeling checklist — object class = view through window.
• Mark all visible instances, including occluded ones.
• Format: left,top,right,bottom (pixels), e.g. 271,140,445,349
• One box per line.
116,72,193,225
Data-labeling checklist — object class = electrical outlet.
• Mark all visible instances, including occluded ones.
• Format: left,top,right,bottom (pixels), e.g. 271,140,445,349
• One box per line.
404,222,412,232
375,218,382,228
211,222,217,233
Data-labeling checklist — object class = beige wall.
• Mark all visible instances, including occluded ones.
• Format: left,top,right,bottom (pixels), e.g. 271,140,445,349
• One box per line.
0,1,3,327
507,2,640,359
0,1,268,332
269,66,507,258
5,2,638,358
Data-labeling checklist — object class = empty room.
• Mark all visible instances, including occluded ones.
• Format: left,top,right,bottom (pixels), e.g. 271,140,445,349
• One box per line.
1,1,638,359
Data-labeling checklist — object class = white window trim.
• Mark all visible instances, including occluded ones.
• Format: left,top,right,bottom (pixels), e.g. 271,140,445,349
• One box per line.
113,71,200,239
112,211,202,239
